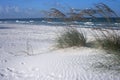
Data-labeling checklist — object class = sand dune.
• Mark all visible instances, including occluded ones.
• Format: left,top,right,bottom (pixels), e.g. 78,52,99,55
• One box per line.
0,24,120,80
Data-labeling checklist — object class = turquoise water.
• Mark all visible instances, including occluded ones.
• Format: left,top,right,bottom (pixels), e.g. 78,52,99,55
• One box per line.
0,18,120,29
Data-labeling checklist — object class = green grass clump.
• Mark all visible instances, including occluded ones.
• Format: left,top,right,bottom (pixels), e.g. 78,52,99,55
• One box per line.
95,30,120,52
56,27,87,48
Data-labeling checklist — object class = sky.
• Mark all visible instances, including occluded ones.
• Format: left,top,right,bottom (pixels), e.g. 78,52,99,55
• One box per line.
0,0,120,18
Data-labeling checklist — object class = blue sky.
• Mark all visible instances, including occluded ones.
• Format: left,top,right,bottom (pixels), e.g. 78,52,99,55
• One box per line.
0,0,120,18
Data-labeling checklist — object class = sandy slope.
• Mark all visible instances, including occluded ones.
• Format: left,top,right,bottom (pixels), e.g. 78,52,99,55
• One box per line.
0,24,120,80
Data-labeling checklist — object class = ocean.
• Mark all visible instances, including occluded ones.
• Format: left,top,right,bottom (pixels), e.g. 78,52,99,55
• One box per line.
0,18,120,29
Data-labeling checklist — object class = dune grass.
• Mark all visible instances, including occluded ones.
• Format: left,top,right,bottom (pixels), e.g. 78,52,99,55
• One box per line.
94,29,120,52
56,27,87,48
46,3,120,52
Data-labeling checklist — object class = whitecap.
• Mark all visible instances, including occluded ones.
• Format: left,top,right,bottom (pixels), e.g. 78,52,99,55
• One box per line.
84,22,94,26
29,20,34,23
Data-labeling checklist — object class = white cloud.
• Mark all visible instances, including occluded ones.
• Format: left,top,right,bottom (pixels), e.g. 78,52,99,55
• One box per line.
13,6,20,13
0,6,3,12
0,6,42,18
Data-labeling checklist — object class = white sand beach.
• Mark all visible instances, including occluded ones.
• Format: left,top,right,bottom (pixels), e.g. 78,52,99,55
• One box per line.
0,23,120,80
